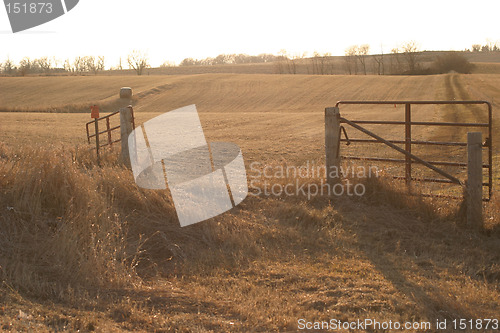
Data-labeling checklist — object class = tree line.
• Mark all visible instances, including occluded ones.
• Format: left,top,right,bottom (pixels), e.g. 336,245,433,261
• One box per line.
0,50,151,76
468,41,500,53
1,55,106,76
1,41,495,76
275,41,484,75
179,53,281,66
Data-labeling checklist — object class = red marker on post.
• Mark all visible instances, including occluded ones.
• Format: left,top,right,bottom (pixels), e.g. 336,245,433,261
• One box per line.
91,105,100,119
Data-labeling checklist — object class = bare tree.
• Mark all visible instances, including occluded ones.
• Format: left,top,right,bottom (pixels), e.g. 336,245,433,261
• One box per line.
72,56,85,74
402,41,419,74
127,50,149,75
356,44,370,75
63,59,72,73
160,60,176,68
36,56,52,73
274,49,288,74
486,39,495,52
18,57,32,76
310,51,320,74
83,56,95,73
82,56,105,75
312,52,333,75
323,52,334,74
471,41,500,53
344,46,358,75
285,53,302,74
2,57,15,75
97,56,105,72
372,46,384,75
390,47,402,74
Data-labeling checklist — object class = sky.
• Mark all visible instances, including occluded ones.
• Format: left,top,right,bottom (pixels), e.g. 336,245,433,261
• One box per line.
0,0,499,68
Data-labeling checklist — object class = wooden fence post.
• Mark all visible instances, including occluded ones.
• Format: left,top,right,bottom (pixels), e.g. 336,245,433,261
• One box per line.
120,106,134,168
325,107,341,187
467,132,483,228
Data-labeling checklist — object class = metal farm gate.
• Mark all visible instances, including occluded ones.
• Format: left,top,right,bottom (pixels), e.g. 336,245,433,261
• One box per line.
325,100,493,226
86,106,136,166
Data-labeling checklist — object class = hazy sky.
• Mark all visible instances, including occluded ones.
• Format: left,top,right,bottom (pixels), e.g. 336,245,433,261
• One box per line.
0,0,499,67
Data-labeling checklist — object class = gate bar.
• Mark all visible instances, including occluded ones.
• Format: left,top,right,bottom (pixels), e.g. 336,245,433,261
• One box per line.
343,120,488,127
335,100,492,106
343,156,490,168
341,139,468,147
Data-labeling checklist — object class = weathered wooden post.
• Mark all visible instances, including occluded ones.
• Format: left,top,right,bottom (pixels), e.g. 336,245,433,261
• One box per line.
120,106,134,168
325,107,341,187
466,132,483,228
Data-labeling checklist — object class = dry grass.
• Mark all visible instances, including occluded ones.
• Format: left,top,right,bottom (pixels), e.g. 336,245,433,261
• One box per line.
0,73,499,331
0,145,498,331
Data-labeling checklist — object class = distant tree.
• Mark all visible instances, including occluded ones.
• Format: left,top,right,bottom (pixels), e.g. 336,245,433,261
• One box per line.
481,44,490,52
310,51,318,74
160,60,176,68
471,41,500,53
83,56,105,75
258,53,279,63
274,49,289,74
213,54,234,65
2,57,15,74
18,57,32,76
310,51,331,75
233,54,247,64
344,46,358,75
372,46,384,75
72,56,85,74
63,59,72,73
486,39,496,52
85,56,95,73
356,44,370,75
402,41,420,73
35,56,52,73
127,50,149,75
180,58,195,66
97,56,105,72
285,52,302,74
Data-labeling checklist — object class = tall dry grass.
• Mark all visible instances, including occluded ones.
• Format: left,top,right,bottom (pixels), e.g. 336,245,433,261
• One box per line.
0,143,204,301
